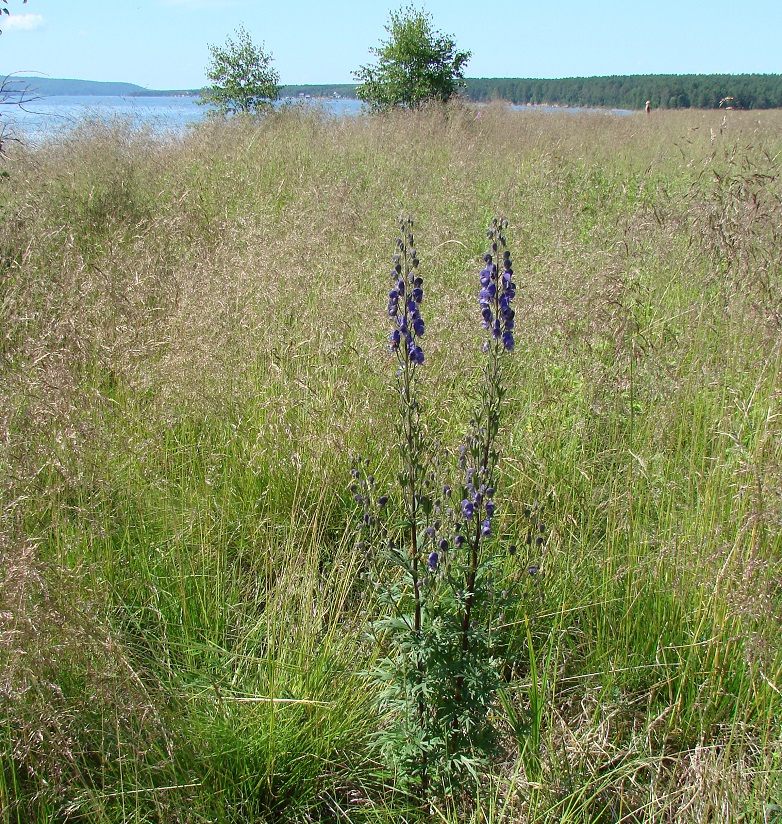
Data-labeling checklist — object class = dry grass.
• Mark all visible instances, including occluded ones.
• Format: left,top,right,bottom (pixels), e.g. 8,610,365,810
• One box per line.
1,103,781,822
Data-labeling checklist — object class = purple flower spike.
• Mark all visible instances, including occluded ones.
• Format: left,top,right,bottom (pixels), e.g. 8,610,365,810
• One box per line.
428,551,439,571
481,519,491,538
479,224,517,353
387,229,426,370
461,500,474,520
485,500,495,518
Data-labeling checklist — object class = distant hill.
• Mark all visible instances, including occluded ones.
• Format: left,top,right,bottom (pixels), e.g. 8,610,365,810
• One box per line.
0,76,199,97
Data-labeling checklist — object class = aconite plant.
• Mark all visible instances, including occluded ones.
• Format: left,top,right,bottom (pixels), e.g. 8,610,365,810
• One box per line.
351,218,524,804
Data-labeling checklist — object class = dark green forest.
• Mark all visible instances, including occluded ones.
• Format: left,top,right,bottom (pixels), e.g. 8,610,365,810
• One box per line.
464,73,782,109
282,74,782,109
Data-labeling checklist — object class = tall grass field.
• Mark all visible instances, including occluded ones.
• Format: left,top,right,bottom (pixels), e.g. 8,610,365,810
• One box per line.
1,103,781,822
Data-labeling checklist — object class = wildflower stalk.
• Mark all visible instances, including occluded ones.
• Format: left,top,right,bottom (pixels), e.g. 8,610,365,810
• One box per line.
387,216,429,792
461,348,501,645
366,217,516,802
456,218,515,703
390,220,423,618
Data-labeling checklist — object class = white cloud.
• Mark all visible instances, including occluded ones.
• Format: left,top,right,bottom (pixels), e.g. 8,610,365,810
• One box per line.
4,13,45,32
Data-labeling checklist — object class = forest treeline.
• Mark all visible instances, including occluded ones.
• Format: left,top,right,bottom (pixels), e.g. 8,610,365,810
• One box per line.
280,75,782,110
464,74,782,110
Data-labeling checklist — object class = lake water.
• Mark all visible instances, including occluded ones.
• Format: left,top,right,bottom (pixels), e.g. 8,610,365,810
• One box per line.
1,94,633,142
2,95,366,141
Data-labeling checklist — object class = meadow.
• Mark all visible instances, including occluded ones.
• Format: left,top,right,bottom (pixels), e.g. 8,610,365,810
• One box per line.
1,103,781,822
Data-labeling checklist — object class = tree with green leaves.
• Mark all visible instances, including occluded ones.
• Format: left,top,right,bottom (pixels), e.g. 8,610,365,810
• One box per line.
353,6,470,112
200,25,280,116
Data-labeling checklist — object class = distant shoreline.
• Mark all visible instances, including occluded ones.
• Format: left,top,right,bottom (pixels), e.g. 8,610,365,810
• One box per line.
4,73,782,110
0,76,359,100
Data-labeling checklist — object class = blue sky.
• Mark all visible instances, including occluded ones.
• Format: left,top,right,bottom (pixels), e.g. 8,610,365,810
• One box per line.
1,0,780,89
